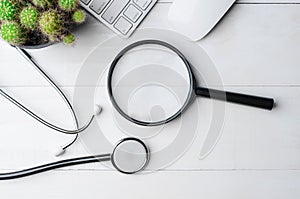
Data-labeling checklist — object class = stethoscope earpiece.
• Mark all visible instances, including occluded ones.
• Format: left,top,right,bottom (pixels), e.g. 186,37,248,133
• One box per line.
55,104,102,157
55,146,66,157
94,105,103,115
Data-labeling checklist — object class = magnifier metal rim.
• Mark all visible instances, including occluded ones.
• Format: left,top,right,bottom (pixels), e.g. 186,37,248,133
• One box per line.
111,137,150,174
107,40,195,126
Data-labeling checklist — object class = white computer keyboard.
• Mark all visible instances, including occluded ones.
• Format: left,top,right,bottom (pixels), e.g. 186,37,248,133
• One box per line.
80,0,157,38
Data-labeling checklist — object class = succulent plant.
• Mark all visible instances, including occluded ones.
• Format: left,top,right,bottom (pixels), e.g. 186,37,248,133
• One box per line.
0,0,20,21
63,33,75,45
0,21,26,45
0,0,84,47
39,10,62,37
31,0,53,9
20,7,39,29
72,9,85,24
58,0,78,11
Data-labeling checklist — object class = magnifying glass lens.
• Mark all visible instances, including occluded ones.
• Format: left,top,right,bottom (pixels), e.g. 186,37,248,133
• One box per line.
112,138,149,174
110,43,192,125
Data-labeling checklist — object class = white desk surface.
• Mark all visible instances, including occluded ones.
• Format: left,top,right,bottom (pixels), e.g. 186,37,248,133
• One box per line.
0,1,300,198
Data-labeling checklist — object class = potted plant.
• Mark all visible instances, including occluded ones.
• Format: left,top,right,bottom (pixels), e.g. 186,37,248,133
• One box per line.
0,0,86,48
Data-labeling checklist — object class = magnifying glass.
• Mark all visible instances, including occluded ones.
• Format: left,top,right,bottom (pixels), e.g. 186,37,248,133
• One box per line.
0,137,150,180
108,40,275,126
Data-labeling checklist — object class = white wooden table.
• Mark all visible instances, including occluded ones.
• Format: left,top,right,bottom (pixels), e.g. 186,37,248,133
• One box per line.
0,0,300,198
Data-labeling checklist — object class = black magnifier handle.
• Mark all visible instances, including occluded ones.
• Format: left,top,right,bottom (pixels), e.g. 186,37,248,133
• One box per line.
195,87,274,110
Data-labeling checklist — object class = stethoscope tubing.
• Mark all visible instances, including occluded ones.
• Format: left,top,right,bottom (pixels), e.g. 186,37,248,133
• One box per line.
0,137,150,180
0,88,94,134
15,47,81,130
0,154,111,180
0,47,95,134
15,47,79,147
0,46,100,180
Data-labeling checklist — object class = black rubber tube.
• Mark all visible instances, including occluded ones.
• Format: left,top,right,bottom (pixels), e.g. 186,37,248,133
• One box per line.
0,154,110,180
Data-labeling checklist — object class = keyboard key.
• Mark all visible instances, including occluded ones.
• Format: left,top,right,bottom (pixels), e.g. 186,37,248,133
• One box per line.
114,17,132,34
124,4,142,22
133,0,151,10
81,0,92,5
102,0,130,24
90,0,110,14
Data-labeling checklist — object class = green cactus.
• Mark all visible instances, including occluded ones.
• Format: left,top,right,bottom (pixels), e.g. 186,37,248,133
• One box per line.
0,0,84,46
39,10,62,36
0,21,26,45
72,9,85,23
0,0,20,21
31,0,53,9
20,7,39,29
58,0,78,11
63,33,75,45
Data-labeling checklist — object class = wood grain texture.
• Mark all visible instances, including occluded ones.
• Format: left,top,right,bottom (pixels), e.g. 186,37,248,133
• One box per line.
0,1,299,199
0,170,300,199
1,4,299,86
0,87,298,171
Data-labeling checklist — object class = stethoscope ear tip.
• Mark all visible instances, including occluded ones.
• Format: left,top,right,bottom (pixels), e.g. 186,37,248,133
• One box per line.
53,105,102,158
94,105,102,116
55,146,66,157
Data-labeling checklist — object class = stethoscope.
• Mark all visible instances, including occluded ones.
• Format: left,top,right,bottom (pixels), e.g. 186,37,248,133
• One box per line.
0,40,275,180
0,137,150,180
0,47,151,180
1,47,98,156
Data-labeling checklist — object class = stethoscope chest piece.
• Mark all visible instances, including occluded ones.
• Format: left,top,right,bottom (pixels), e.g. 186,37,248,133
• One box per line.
111,138,150,174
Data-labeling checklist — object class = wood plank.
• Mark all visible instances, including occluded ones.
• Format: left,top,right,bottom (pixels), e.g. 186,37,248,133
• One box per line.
0,170,299,199
0,2,298,198
0,4,299,86
0,86,298,171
